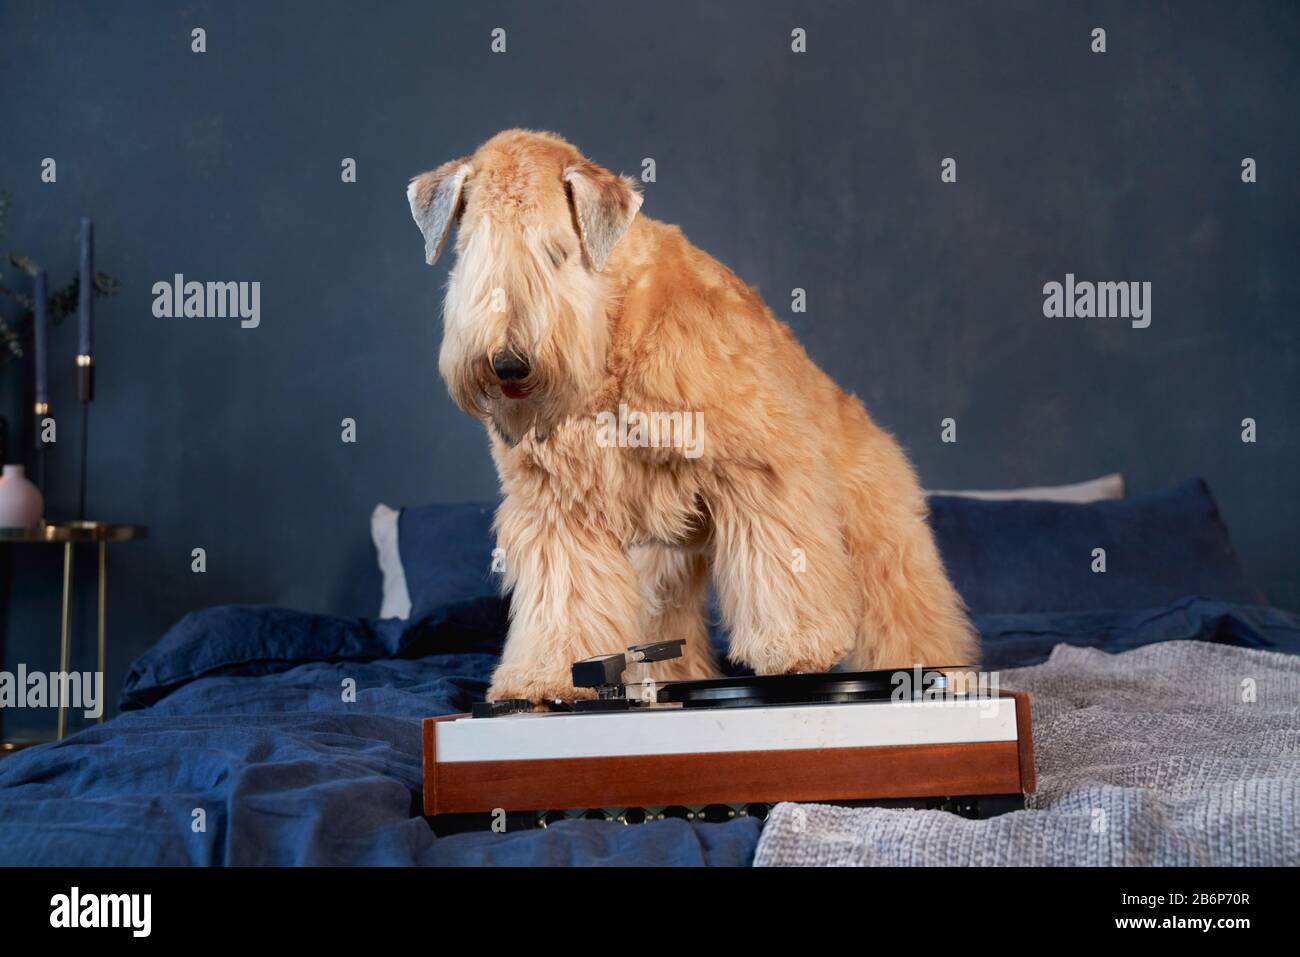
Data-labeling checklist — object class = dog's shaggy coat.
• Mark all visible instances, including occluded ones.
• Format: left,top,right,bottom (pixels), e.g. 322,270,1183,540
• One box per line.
409,130,976,702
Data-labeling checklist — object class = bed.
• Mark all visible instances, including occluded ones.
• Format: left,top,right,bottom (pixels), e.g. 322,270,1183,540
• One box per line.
0,478,1295,866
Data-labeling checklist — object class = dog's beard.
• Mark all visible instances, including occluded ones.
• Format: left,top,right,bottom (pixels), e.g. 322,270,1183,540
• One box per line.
440,327,610,449
441,338,591,447
490,386,545,447
487,344,593,446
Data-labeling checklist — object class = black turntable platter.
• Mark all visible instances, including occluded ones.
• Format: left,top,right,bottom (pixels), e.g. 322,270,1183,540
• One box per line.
655,667,962,708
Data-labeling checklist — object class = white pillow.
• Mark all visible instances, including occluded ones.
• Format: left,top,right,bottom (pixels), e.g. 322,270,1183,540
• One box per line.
926,472,1125,503
371,504,412,620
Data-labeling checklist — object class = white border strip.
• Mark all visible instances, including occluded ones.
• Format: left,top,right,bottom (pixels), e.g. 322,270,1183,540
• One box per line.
437,697,1017,763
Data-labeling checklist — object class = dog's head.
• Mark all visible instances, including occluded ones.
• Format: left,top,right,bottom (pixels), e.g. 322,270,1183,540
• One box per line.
408,129,643,444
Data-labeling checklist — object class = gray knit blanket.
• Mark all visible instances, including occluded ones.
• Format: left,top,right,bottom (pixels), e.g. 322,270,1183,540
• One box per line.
754,641,1300,866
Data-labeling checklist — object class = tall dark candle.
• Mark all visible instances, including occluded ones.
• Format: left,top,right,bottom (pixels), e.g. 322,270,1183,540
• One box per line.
34,268,49,406
78,218,94,357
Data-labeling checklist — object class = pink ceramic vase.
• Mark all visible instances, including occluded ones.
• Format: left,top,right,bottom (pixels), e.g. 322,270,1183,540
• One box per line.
0,464,43,529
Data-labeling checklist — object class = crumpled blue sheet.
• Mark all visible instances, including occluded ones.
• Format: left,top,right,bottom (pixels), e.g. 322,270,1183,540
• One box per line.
0,596,1295,865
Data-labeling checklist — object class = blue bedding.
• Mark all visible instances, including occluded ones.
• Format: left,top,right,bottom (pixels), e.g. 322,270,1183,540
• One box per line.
1,597,1297,866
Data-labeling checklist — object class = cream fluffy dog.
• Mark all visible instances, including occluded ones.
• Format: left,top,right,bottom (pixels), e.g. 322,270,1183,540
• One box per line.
408,130,975,703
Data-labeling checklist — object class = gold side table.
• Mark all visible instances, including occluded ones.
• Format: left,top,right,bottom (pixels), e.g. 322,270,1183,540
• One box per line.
0,521,147,746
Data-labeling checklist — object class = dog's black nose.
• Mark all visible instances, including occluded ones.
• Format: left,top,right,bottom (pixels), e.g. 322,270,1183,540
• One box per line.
492,351,531,382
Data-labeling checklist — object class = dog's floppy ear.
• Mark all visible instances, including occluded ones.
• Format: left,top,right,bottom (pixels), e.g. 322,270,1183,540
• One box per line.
563,161,643,272
407,159,472,265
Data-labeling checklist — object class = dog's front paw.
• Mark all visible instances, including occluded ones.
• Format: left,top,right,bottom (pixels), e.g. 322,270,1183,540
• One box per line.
488,666,596,706
736,628,855,677
745,646,849,677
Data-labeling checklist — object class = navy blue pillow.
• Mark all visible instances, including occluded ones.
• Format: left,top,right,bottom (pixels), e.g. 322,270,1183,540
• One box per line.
396,479,1263,622
927,478,1264,614
399,502,501,620
120,605,431,709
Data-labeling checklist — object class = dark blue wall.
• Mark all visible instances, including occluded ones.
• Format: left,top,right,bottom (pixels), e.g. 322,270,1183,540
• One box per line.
2,1,1297,734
